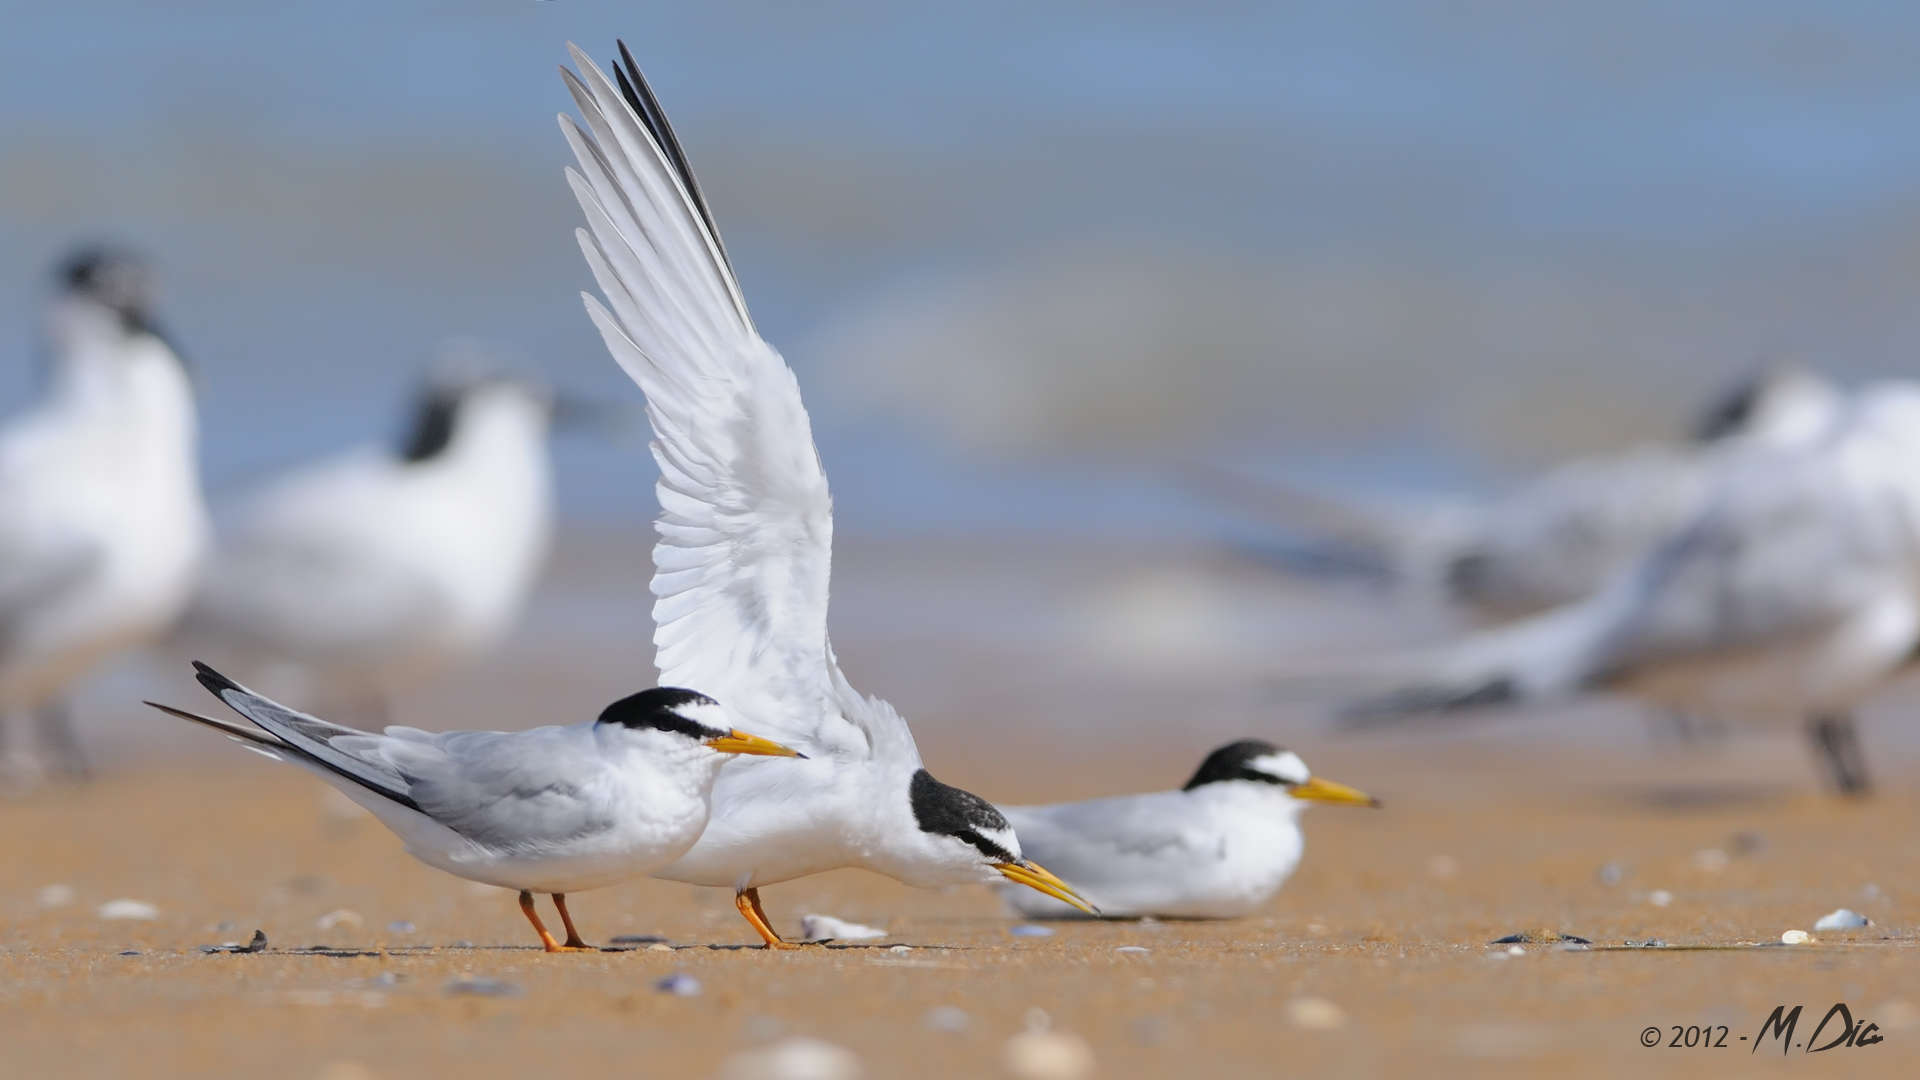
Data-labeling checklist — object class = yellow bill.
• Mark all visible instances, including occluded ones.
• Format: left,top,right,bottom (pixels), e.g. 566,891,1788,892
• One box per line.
996,859,1100,916
1289,774,1380,807
705,729,806,758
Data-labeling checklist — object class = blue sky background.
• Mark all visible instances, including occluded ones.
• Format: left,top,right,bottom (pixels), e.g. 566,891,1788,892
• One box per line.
5,1,1920,535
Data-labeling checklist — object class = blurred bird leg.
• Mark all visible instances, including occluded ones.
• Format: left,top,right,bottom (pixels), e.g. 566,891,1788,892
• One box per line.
1809,713,1870,796
36,701,90,782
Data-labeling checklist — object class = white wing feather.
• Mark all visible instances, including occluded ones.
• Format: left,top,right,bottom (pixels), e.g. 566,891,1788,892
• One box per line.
559,44,893,760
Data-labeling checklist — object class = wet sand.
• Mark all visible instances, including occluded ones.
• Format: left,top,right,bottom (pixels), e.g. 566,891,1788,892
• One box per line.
5,537,1920,1077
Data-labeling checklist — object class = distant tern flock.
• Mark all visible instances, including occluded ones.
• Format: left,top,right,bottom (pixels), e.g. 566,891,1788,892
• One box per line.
0,39,1905,948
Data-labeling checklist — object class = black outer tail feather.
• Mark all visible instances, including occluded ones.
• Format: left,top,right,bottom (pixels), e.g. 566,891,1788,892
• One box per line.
183,661,422,813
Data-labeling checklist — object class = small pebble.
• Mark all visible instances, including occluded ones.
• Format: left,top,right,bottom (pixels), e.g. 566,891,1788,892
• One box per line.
924,1005,970,1032
610,933,668,945
1647,890,1673,908
202,929,270,955
646,943,673,953
97,899,159,921
1595,862,1626,887
1812,909,1870,931
1114,945,1150,954
1780,930,1812,945
1287,996,1347,1030
36,884,75,908
1623,938,1667,948
1009,924,1054,938
385,921,416,935
118,950,140,957
1728,831,1766,856
1004,1026,1094,1080
655,972,702,997
315,909,363,931
887,945,911,954
719,1036,862,1080
799,914,887,942
444,975,522,997
1504,944,1526,956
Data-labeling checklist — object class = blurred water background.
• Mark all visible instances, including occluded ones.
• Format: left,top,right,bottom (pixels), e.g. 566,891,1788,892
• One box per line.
9,2,1920,758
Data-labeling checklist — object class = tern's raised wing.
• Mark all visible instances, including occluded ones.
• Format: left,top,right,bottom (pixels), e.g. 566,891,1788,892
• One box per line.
558,43,881,760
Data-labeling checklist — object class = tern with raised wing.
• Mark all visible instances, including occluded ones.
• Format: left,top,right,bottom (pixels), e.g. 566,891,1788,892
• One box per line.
555,42,1095,946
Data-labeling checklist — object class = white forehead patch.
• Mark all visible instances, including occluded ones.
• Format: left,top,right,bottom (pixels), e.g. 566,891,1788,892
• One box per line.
1248,751,1310,785
972,823,1020,862
673,700,730,734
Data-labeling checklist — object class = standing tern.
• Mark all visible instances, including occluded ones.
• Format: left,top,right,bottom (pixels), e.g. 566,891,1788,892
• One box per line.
146,661,800,950
1339,382,1920,794
1,249,208,780
181,368,578,717
1203,365,1845,619
997,740,1378,919
556,42,1096,945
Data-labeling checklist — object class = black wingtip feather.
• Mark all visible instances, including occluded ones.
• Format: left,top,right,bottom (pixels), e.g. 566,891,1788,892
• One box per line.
610,40,734,276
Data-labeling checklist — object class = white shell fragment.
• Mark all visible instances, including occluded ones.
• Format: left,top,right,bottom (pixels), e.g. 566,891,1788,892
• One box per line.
1287,996,1348,1030
1780,929,1812,945
96,899,159,921
1004,1024,1095,1080
37,884,76,908
316,909,363,931
1812,908,1870,931
720,1036,863,1080
798,913,887,942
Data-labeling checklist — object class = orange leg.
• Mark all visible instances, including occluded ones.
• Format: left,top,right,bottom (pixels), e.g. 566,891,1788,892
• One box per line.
734,887,804,950
519,890,592,953
551,893,590,950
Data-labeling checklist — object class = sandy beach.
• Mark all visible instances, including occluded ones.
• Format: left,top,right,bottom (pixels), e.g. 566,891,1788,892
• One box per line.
4,537,1918,1078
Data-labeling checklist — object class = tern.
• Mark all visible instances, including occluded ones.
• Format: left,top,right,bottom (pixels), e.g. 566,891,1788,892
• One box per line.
997,741,1378,919
146,661,800,951
181,367,576,717
1339,382,1920,795
1,249,208,780
555,42,1096,946
1203,365,1844,619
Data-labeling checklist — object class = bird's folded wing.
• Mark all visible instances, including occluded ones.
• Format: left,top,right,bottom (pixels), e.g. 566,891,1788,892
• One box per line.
1005,795,1212,887
361,727,622,851
559,43,873,758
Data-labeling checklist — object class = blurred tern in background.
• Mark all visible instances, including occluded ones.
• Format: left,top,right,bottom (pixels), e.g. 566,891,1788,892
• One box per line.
557,42,1095,946
1,250,208,782
1201,365,1844,620
181,360,611,718
1337,382,1920,795
998,740,1377,919
146,662,799,950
